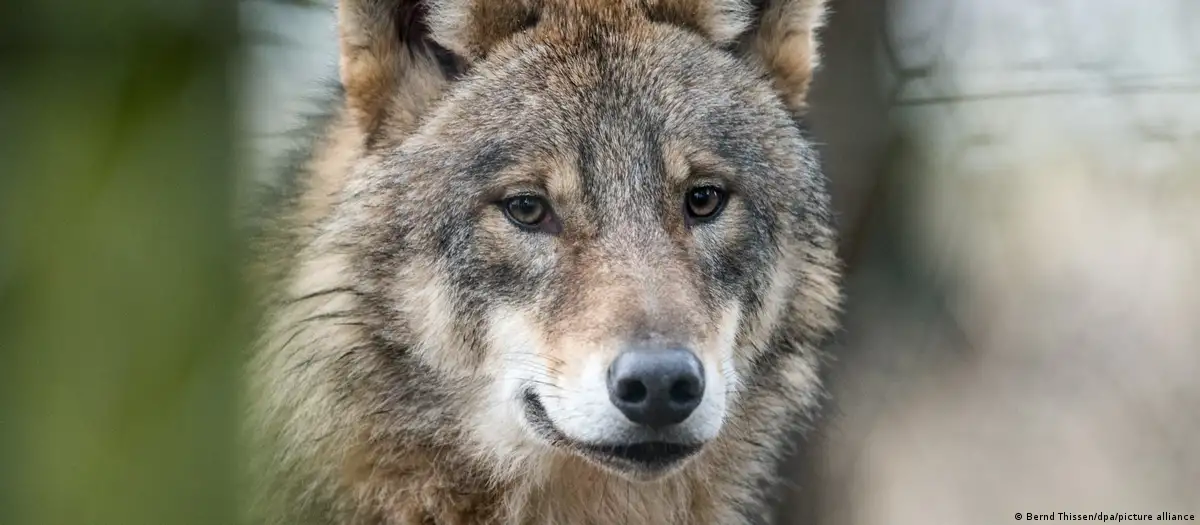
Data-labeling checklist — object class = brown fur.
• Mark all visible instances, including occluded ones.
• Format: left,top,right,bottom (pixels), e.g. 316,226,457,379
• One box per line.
248,1,838,523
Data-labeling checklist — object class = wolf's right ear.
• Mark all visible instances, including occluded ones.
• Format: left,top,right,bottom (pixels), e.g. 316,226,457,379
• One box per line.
338,0,540,137
338,0,454,136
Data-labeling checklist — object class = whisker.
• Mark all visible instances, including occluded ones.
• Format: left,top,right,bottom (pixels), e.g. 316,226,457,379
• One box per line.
292,310,361,325
282,286,365,305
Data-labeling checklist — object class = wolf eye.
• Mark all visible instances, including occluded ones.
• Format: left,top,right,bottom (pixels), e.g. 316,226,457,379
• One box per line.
685,186,727,222
502,195,550,228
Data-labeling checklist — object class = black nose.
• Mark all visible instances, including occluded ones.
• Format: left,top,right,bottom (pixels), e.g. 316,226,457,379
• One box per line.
607,347,705,428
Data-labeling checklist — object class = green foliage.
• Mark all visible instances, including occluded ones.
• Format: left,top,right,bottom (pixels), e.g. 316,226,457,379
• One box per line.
0,1,249,524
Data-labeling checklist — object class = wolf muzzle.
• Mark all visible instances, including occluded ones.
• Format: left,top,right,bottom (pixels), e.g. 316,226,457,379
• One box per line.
607,346,705,429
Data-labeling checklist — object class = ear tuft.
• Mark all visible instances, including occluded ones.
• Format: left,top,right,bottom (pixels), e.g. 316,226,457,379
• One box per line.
644,0,828,114
737,0,828,114
338,0,546,137
644,0,756,46
338,0,459,137
427,0,541,60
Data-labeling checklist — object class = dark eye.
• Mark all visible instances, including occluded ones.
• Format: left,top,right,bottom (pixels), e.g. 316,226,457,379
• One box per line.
685,186,727,222
502,195,550,228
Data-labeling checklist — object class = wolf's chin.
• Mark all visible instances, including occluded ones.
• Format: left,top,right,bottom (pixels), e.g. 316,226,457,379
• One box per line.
520,389,706,480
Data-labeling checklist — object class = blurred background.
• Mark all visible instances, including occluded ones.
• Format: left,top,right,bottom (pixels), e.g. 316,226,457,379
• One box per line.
3,0,1197,524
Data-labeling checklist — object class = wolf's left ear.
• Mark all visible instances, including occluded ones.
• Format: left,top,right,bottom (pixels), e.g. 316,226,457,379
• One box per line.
647,0,828,114
734,0,829,115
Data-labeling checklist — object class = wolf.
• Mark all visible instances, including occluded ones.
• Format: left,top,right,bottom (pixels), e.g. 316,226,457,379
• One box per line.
246,0,841,523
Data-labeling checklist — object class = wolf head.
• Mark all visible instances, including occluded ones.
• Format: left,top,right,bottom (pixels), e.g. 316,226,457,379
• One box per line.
275,0,839,485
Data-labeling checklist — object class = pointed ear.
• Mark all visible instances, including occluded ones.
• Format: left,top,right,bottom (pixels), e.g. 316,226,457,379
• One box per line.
645,0,829,115
338,0,455,136
337,0,538,137
735,0,829,115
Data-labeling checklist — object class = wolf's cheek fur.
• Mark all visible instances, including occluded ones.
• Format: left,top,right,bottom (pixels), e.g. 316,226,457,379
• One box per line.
389,259,483,377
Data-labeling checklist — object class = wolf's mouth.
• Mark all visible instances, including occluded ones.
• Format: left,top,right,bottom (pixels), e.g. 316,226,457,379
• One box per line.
521,390,703,474
579,441,701,468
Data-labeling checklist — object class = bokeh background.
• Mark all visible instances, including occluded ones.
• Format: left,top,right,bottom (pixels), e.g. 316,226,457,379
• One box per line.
784,1,1200,522
3,1,1197,524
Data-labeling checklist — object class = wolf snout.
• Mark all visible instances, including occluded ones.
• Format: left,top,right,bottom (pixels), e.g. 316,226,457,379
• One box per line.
606,347,705,429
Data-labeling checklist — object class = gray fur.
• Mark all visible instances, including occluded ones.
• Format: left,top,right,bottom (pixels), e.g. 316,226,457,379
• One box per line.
248,1,840,523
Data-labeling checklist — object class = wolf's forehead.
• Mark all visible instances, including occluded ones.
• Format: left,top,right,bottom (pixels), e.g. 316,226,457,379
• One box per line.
472,53,739,159
475,34,736,119
426,36,789,209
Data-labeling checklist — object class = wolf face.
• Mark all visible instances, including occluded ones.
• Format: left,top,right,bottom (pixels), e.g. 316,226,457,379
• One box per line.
254,0,838,519
326,1,834,479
